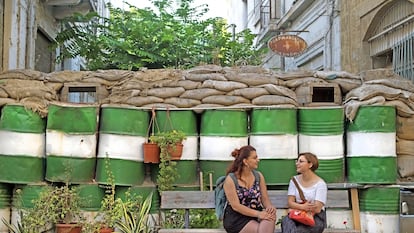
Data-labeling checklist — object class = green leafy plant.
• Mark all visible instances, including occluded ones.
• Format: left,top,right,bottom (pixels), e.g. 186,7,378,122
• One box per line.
115,192,155,233
151,130,186,192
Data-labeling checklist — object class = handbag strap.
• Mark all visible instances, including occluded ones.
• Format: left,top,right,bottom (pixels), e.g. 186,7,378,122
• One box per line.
291,176,307,202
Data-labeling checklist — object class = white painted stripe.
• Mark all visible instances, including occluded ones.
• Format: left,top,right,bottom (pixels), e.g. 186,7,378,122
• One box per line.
46,130,97,158
0,130,44,157
249,135,298,159
347,132,396,157
181,136,198,160
299,134,344,159
360,212,398,233
97,133,146,161
199,136,248,161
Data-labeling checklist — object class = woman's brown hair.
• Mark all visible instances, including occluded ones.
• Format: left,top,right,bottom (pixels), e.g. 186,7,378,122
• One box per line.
299,152,319,171
226,145,256,175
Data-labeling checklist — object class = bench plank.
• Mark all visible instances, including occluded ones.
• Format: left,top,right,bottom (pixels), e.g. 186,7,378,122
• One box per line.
161,190,350,209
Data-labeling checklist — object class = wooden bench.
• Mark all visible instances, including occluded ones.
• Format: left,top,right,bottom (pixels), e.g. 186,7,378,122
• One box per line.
159,183,361,233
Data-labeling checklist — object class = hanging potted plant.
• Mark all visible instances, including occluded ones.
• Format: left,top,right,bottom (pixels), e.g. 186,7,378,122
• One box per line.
143,108,161,163
150,130,186,160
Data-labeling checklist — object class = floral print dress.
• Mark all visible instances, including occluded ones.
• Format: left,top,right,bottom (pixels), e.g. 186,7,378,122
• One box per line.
223,171,263,233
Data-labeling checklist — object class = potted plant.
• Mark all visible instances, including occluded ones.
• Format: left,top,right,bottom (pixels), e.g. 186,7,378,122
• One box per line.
150,130,186,161
143,109,161,163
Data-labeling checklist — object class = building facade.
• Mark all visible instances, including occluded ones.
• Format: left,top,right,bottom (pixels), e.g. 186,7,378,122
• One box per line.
244,0,413,80
0,0,109,73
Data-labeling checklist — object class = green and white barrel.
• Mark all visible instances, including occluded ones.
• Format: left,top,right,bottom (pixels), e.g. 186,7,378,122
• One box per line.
45,103,99,184
249,107,298,185
116,185,159,214
298,107,345,183
96,104,149,186
359,187,399,233
0,104,46,183
200,109,248,182
76,183,105,222
153,110,198,186
346,105,397,183
0,183,11,233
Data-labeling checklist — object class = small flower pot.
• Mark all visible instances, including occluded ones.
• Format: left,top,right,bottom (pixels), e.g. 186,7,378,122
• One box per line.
55,223,82,233
167,143,183,160
100,227,115,233
143,142,160,163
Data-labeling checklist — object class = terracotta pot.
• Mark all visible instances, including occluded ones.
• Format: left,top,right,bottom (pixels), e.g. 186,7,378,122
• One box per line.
143,142,160,163
55,223,81,233
100,227,115,233
167,143,183,160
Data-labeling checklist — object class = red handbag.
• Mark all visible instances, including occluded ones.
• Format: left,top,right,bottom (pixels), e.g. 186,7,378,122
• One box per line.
288,177,315,226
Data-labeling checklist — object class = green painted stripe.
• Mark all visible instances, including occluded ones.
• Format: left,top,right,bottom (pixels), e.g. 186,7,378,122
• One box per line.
359,187,399,213
155,110,198,136
200,110,248,136
47,104,98,133
45,156,96,183
250,108,297,135
347,106,396,132
199,160,232,183
116,185,159,213
258,159,297,185
149,160,198,185
347,156,397,184
76,184,105,211
298,108,344,135
315,158,344,183
0,105,46,133
13,184,51,208
95,158,145,186
100,107,149,136
0,156,44,184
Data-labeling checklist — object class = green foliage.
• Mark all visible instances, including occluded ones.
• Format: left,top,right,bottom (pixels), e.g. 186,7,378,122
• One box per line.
190,209,221,228
53,0,265,70
115,192,155,233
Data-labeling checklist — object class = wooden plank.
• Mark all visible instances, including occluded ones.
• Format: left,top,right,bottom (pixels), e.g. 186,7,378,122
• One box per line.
161,190,350,209
350,188,361,231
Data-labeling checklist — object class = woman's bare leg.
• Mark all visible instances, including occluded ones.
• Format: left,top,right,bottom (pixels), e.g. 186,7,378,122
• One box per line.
239,220,259,233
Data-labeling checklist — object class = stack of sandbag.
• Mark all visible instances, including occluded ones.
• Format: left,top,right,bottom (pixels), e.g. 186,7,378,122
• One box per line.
105,65,299,110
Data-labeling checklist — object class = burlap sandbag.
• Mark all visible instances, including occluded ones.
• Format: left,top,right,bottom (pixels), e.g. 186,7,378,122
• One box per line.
81,77,114,87
397,154,414,178
19,97,49,118
283,77,327,89
46,70,91,82
164,97,201,108
273,70,315,80
88,69,133,81
0,87,8,98
258,84,297,101
397,116,414,140
224,72,280,86
184,73,227,82
397,137,414,155
345,84,408,102
227,87,269,99
186,64,223,74
180,88,225,100
0,69,46,81
223,65,271,74
192,103,225,113
137,69,183,82
126,96,164,106
1,79,57,100
201,80,247,92
163,80,201,90
143,87,185,98
112,79,147,91
365,78,414,93
0,97,17,106
314,70,360,80
202,95,250,106
384,100,414,118
328,78,362,94
343,96,386,121
252,95,298,106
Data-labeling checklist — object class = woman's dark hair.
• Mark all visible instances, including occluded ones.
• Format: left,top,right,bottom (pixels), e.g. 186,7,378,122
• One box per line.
226,145,256,175
299,152,319,171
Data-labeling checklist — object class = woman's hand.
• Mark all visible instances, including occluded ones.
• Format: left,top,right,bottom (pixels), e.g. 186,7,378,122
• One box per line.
258,209,276,221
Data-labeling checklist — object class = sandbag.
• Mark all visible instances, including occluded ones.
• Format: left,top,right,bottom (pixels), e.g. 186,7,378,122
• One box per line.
144,87,185,98
164,97,201,108
202,95,250,106
397,137,414,156
186,65,223,74
126,96,164,106
227,87,269,99
259,84,297,101
252,95,298,106
180,88,225,100
397,116,414,140
398,154,414,178
201,80,247,92
184,73,227,82
224,72,280,86
284,77,326,89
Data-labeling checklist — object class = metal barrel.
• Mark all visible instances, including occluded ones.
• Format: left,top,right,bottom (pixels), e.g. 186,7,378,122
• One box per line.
155,110,198,185
249,108,298,185
199,109,248,183
45,103,99,184
96,104,148,186
298,107,345,183
359,187,399,233
346,105,397,183
0,104,46,183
